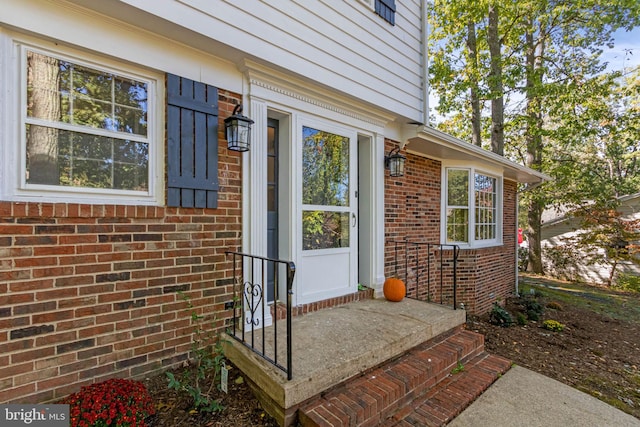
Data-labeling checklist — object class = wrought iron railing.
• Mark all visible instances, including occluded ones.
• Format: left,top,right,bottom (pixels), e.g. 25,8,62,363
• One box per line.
225,251,296,380
390,239,460,309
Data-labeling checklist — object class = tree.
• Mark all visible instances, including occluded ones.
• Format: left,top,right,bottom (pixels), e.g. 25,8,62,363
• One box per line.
429,0,640,273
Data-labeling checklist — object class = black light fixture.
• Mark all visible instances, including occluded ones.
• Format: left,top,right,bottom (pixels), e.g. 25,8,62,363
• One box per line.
385,146,406,177
224,104,254,152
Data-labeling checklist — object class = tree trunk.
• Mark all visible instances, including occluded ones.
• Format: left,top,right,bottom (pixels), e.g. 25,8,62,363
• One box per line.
467,21,482,147
488,5,504,155
26,51,61,185
524,21,545,274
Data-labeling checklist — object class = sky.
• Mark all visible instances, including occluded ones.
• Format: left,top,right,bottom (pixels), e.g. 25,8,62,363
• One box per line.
603,26,640,73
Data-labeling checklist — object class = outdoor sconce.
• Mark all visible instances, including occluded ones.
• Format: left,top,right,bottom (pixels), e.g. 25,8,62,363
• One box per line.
224,104,254,152
385,147,406,177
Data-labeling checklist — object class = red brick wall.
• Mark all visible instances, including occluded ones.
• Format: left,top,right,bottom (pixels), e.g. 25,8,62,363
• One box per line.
0,92,242,404
383,139,518,315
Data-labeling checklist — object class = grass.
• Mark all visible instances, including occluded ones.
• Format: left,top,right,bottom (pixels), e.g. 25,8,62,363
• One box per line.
519,273,640,323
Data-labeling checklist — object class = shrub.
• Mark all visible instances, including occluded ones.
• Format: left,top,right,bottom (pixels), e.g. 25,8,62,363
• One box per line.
516,312,528,325
613,273,640,293
543,319,565,332
489,303,513,327
60,378,155,427
547,301,563,310
166,292,226,413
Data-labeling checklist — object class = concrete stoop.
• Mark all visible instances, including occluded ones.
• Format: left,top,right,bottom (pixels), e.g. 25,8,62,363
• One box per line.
298,330,511,427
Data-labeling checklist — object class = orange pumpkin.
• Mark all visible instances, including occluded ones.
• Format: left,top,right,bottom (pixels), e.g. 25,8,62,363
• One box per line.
383,278,406,302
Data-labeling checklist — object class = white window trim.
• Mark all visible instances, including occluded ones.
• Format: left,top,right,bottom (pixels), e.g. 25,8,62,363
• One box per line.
441,164,503,249
0,32,164,206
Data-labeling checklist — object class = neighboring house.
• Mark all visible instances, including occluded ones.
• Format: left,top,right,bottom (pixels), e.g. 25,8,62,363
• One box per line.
0,0,546,404
541,193,640,284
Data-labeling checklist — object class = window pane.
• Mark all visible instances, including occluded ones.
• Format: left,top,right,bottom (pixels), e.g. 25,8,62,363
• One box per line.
447,169,469,206
26,124,148,191
302,126,349,206
446,208,468,242
27,50,148,136
475,173,497,240
302,210,350,250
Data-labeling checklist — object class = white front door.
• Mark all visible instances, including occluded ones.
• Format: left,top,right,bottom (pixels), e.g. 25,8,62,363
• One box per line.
297,122,358,304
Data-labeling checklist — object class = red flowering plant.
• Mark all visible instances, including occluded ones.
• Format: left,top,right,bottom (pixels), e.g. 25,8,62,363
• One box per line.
60,378,155,427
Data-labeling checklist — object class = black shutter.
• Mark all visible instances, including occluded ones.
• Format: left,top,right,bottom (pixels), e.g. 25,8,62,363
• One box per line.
375,0,396,25
166,74,219,208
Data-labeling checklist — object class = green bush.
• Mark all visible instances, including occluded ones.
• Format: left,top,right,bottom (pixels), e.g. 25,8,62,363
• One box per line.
516,312,528,326
166,293,226,413
613,273,640,293
489,303,513,327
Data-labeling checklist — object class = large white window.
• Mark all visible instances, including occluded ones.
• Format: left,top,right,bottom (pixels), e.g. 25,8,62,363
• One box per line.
444,167,502,247
1,38,161,205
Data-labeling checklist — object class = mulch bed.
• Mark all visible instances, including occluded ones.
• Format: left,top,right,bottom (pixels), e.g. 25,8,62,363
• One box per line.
144,284,640,425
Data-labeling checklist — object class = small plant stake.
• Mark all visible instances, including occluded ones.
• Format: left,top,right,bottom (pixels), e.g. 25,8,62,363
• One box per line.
221,361,229,394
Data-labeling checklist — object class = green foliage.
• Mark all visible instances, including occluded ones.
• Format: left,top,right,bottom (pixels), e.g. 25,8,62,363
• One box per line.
542,319,565,332
522,296,544,321
489,303,513,327
428,0,640,274
614,274,640,293
166,293,225,413
516,312,528,326
451,360,465,374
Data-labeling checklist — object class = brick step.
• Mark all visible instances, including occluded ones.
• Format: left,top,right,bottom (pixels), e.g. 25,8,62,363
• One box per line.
381,353,512,426
298,329,502,427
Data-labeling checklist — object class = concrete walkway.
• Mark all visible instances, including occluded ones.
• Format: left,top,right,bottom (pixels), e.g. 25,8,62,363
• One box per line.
449,365,640,427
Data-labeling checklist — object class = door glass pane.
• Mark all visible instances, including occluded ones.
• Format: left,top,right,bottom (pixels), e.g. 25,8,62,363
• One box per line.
302,126,349,207
302,211,350,250
267,126,276,155
267,156,275,182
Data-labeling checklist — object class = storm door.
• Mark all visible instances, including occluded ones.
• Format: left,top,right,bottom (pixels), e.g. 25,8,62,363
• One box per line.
298,124,358,303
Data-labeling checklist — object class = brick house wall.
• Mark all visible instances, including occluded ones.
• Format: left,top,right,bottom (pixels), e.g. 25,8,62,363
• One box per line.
0,92,243,404
383,139,518,315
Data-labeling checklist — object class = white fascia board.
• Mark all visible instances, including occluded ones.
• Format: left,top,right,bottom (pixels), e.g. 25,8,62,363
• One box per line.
406,125,551,184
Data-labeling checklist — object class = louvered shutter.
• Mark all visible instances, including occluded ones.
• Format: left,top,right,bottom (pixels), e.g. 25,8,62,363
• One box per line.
375,0,396,25
166,74,219,208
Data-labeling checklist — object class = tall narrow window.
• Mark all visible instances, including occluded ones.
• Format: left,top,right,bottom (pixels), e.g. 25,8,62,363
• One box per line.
446,169,469,243
475,173,497,241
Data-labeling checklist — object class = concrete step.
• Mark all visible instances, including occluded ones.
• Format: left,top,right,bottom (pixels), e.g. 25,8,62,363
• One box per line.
298,330,510,427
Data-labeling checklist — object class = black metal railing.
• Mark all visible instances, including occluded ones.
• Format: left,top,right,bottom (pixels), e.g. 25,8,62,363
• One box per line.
225,251,296,380
390,239,460,309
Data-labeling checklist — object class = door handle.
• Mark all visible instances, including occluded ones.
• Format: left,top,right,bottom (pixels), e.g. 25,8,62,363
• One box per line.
352,212,357,227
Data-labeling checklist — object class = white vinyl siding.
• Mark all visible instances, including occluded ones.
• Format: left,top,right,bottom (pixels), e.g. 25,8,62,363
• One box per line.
114,0,424,121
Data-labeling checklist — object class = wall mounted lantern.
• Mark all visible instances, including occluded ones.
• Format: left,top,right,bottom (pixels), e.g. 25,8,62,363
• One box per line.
385,147,406,177
224,104,254,152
